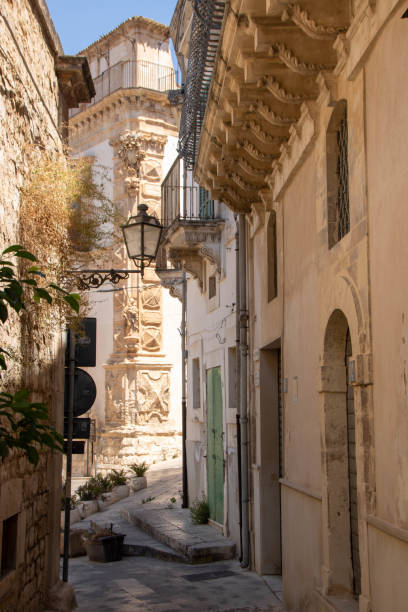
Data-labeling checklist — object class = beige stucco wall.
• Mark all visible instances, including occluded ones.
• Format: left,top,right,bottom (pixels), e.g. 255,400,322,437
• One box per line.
364,7,408,608
185,205,240,540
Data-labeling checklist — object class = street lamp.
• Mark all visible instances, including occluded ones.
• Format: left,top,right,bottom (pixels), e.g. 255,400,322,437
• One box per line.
71,204,163,289
121,204,163,277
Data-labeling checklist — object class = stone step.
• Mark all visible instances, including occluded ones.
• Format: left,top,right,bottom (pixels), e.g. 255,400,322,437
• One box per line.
123,540,186,563
121,507,236,564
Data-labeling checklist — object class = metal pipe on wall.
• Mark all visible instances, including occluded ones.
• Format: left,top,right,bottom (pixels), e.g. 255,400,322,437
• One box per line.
234,214,243,559
181,268,189,508
239,213,249,568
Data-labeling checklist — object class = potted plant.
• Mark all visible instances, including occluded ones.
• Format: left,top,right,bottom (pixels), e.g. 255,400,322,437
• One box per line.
82,522,125,563
128,462,148,494
98,470,129,510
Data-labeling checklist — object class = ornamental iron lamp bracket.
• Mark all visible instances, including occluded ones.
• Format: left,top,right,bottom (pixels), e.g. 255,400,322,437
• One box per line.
70,204,163,290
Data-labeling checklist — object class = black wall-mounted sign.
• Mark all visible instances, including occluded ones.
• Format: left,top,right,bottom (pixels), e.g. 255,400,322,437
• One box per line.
64,368,97,417
64,417,91,440
65,318,96,367
64,441,85,455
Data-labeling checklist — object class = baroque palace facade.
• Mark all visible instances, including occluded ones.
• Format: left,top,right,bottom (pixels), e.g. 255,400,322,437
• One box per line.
160,0,408,611
69,17,182,474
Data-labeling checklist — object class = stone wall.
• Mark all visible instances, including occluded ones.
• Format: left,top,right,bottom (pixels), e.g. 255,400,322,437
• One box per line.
0,2,65,610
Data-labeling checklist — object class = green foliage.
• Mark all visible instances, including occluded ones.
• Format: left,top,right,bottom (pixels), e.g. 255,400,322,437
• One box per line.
190,497,210,525
0,390,64,466
0,245,81,465
61,493,79,511
76,474,114,501
142,496,155,504
129,461,148,477
108,469,127,487
170,497,177,504
0,246,80,347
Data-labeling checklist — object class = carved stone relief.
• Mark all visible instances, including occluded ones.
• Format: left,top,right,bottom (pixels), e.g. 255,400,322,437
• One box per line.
142,286,161,310
136,370,170,423
141,326,162,352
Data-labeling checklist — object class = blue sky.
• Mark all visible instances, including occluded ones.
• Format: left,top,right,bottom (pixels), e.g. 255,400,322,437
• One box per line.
46,1,176,55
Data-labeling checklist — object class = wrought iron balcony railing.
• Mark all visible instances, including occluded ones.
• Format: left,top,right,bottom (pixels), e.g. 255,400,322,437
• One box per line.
70,59,178,116
161,183,215,229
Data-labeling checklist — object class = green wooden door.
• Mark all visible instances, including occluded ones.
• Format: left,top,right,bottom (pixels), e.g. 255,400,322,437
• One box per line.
206,367,224,524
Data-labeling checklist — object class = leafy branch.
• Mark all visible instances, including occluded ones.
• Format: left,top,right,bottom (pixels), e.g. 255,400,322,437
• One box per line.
0,245,80,465
0,390,64,465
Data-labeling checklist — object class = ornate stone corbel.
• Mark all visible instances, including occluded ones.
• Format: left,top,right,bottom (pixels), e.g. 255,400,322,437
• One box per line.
56,56,95,108
237,157,265,181
259,188,275,211
248,203,266,238
315,72,339,108
238,138,277,164
199,245,222,274
168,248,204,290
259,76,311,105
245,120,285,146
270,42,334,75
251,101,293,128
333,33,350,75
281,4,346,40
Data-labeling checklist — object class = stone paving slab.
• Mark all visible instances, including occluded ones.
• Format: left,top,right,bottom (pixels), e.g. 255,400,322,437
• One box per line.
121,506,236,563
68,555,286,611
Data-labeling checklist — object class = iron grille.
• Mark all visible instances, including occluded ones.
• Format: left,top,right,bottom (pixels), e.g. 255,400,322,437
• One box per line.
336,112,350,241
178,0,226,168
69,60,178,117
161,157,216,227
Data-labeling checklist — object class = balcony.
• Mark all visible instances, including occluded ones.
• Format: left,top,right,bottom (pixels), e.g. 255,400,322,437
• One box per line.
69,60,178,117
157,158,224,291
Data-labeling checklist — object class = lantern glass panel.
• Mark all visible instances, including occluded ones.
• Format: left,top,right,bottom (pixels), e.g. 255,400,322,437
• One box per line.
144,223,162,258
123,222,141,259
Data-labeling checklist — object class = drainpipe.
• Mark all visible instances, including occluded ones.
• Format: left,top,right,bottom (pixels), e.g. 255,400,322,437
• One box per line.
239,213,249,568
234,214,243,559
181,268,189,508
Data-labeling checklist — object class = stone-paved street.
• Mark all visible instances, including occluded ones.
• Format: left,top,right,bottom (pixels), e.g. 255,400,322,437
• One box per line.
69,555,285,611
67,459,285,611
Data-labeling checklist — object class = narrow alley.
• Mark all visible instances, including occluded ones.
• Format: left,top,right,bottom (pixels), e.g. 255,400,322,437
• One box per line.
65,461,284,612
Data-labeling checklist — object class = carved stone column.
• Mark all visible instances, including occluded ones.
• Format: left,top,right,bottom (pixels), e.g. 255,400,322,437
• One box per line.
97,129,181,472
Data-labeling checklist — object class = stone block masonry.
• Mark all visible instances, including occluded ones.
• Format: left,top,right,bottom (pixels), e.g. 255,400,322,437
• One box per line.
0,1,92,610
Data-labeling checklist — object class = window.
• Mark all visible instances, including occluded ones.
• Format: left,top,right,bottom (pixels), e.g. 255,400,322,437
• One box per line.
199,187,214,219
327,102,350,248
228,347,237,409
1,514,18,577
267,211,277,302
192,358,201,410
208,275,216,300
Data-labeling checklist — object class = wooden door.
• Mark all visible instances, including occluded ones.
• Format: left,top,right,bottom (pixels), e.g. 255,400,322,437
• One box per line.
206,367,224,524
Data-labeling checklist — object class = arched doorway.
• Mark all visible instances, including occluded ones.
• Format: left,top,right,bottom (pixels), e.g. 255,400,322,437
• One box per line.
320,310,361,599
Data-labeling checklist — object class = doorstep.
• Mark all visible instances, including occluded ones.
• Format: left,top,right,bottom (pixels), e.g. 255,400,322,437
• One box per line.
121,507,236,564
315,588,360,612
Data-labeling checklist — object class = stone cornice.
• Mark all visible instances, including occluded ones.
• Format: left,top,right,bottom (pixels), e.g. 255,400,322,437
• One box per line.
56,56,95,108
28,0,63,56
79,16,169,57
69,88,177,141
